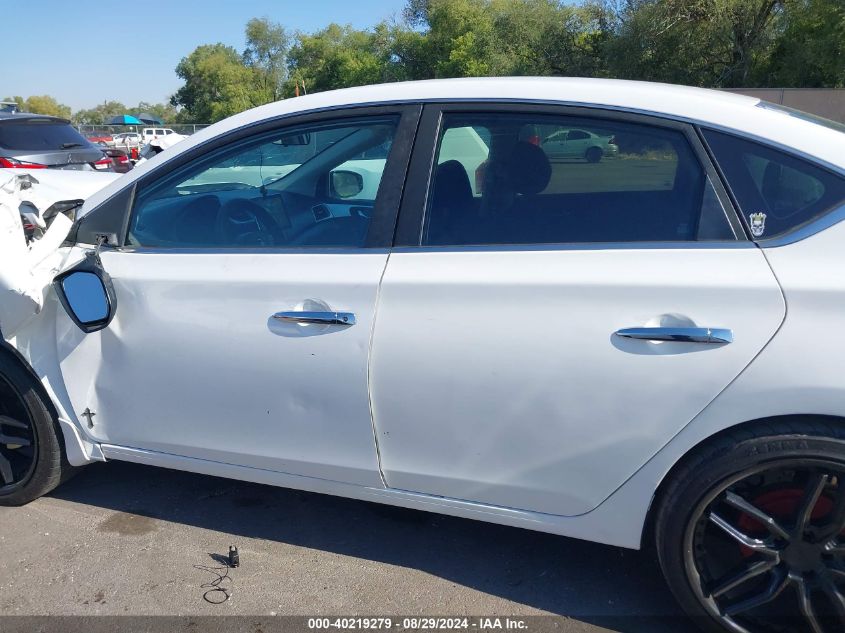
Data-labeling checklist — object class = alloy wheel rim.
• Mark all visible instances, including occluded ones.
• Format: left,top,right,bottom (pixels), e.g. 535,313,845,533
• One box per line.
684,459,845,633
0,375,37,493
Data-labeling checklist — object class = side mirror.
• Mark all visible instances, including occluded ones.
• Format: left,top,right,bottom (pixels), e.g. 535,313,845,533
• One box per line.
54,253,116,333
330,170,364,199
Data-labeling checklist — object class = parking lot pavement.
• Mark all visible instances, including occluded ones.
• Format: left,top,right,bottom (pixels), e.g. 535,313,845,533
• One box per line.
0,461,689,632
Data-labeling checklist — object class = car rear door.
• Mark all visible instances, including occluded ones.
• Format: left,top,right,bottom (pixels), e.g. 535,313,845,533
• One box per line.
370,103,786,516
58,105,420,486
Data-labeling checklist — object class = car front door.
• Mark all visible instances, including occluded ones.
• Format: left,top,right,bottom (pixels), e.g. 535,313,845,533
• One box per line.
370,104,786,516
58,105,419,487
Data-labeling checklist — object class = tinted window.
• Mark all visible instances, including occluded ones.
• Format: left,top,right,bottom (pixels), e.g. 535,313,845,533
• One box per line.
0,120,91,151
424,113,734,246
703,129,845,239
129,117,398,248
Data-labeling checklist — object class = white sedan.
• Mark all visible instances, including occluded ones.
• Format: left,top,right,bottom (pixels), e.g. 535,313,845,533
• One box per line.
541,127,619,161
2,77,845,633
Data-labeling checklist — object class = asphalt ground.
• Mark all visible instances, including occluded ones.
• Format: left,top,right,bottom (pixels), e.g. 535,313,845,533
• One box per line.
0,460,694,632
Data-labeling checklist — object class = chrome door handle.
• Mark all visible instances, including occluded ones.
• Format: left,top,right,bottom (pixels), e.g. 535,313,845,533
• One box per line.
615,327,733,344
272,311,356,326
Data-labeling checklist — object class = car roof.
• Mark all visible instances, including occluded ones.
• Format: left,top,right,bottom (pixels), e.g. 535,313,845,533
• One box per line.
82,77,845,214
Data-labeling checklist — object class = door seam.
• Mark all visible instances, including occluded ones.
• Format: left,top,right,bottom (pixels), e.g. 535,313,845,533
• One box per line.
366,251,391,487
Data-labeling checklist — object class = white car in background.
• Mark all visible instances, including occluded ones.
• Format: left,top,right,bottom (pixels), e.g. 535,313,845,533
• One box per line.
111,132,141,148
141,127,177,143
541,127,619,162
2,78,845,633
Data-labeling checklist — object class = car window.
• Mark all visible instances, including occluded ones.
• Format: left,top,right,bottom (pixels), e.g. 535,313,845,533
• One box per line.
703,129,845,239
423,113,734,246
128,117,398,248
0,119,91,151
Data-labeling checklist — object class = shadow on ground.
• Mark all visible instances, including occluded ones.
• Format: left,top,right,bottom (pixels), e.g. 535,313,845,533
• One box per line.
49,461,689,632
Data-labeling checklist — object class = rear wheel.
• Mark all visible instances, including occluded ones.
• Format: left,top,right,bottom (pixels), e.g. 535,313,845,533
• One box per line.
656,421,845,633
0,355,73,506
585,146,603,163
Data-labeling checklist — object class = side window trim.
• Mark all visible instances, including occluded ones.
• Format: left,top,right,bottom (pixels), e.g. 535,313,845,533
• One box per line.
688,127,748,241
74,104,422,249
394,102,746,249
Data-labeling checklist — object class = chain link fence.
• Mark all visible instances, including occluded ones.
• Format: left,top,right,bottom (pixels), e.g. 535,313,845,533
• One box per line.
76,123,211,137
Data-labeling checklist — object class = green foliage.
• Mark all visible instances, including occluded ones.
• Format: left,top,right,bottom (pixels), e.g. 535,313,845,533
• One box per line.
72,100,176,125
134,101,179,124
761,0,845,87
4,95,71,119
9,0,844,126
155,0,845,121
71,101,128,125
171,44,259,123
407,0,612,78
606,0,787,87
244,17,290,102
284,24,388,95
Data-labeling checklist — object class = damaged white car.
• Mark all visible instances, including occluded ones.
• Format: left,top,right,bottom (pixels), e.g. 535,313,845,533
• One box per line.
0,169,119,335
3,78,845,633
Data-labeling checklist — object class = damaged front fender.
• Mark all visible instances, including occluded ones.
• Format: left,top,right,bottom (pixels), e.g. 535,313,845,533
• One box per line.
0,170,119,338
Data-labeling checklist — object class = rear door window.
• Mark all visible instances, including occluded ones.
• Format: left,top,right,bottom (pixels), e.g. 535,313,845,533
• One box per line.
703,129,845,239
0,120,91,151
423,112,735,246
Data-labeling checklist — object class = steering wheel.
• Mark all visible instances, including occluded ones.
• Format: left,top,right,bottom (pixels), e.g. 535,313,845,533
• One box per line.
290,215,370,247
214,198,277,247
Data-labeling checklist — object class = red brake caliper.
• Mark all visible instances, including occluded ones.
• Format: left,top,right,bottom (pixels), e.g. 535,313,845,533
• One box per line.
736,489,834,557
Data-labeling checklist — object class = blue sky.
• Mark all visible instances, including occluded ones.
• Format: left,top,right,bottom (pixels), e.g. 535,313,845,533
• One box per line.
1,0,408,111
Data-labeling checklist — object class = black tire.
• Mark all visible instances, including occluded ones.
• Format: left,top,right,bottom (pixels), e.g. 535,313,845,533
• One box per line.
585,146,603,163
655,419,845,633
0,354,75,506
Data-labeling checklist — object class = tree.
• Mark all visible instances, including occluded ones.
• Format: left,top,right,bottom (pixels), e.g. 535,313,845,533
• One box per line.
243,17,290,102
284,24,387,95
165,1,844,124
606,0,785,87
397,0,611,79
761,0,845,87
4,95,71,118
378,19,435,82
72,101,128,125
171,44,258,122
134,101,179,123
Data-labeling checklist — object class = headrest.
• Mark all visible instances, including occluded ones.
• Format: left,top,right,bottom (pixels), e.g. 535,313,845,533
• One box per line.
433,160,473,202
506,141,551,195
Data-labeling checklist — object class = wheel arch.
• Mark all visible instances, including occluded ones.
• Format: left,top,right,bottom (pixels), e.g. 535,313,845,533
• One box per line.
0,339,54,411
0,334,100,467
641,413,845,548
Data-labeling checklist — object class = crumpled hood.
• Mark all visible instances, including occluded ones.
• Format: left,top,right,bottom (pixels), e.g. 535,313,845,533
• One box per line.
0,170,119,337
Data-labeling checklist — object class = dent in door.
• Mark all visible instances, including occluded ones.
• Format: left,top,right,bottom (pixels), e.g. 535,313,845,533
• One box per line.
369,247,786,517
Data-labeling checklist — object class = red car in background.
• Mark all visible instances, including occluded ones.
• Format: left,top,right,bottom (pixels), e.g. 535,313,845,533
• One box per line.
86,132,114,147
97,147,133,173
